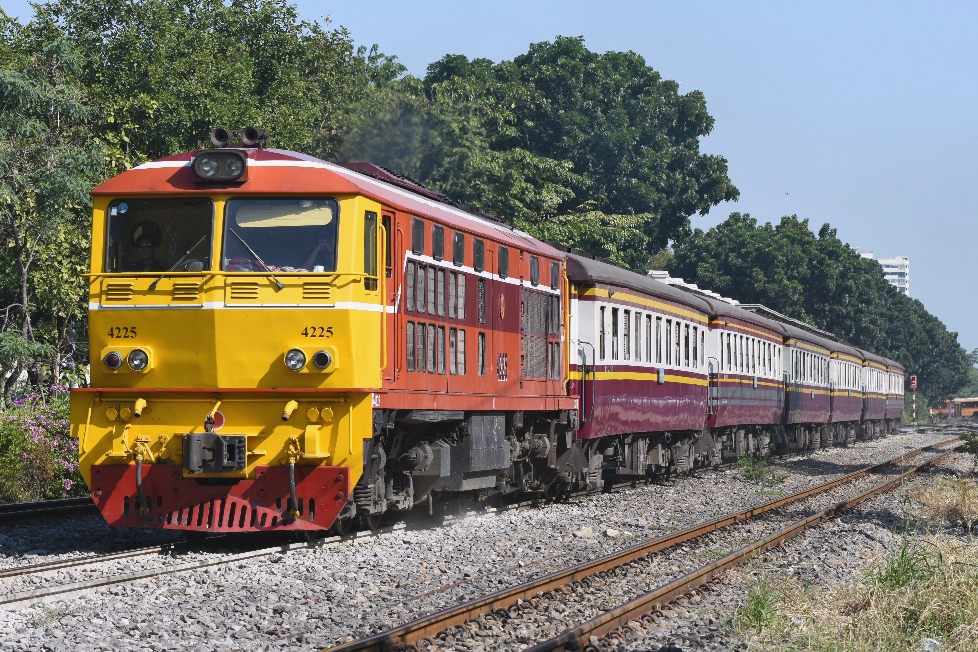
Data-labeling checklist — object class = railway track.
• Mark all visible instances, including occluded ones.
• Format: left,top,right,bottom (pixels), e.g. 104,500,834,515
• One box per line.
0,435,957,613
321,438,960,652
0,497,96,522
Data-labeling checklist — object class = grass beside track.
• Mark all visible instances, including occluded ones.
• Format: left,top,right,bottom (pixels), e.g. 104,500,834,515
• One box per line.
736,473,978,651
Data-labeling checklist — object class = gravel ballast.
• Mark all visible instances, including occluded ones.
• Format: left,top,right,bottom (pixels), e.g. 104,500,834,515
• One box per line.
0,429,952,651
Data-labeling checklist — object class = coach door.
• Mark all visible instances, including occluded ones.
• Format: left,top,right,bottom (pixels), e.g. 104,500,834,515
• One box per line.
383,212,397,382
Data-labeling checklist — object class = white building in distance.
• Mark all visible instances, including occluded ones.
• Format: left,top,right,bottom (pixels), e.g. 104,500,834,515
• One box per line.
860,252,910,296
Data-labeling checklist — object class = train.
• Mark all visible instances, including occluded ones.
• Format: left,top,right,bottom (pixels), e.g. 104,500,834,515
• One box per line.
69,129,906,533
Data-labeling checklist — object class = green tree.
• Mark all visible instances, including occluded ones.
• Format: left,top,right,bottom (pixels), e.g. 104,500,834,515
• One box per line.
0,13,103,400
670,213,971,405
29,0,398,166
341,37,738,269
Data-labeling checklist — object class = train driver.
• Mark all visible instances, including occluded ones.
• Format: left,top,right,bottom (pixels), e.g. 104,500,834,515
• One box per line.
126,221,168,272
299,226,336,271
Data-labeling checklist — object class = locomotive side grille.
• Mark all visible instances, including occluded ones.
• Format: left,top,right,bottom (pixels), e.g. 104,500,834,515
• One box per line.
521,289,551,379
229,281,260,300
302,282,332,300
104,282,134,302
171,281,202,301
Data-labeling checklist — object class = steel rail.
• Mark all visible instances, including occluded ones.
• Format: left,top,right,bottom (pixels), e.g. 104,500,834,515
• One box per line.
320,438,959,652
526,444,963,652
0,497,96,522
0,542,192,580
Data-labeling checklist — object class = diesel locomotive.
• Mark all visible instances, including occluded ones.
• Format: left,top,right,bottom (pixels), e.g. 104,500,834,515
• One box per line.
70,131,905,533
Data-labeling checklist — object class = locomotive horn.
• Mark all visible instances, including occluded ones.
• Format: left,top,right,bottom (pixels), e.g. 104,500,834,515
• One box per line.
210,127,230,147
241,126,264,147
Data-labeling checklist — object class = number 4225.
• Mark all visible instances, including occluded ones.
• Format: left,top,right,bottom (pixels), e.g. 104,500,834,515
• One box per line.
301,326,333,338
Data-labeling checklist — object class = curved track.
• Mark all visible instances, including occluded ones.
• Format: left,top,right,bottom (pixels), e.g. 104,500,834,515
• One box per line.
320,438,959,652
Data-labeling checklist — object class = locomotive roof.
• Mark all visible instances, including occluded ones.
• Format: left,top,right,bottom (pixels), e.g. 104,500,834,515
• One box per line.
564,252,712,315
91,147,565,260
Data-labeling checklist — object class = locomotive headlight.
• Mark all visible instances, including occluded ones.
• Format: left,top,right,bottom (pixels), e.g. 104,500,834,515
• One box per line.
312,350,332,369
127,349,149,371
284,349,306,371
192,151,246,182
103,351,123,370
196,156,219,179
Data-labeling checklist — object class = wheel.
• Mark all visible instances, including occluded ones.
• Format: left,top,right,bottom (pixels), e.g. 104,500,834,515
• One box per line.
359,514,383,532
328,517,352,537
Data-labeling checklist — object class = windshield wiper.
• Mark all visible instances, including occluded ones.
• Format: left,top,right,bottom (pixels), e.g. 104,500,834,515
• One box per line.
229,228,284,290
148,234,208,290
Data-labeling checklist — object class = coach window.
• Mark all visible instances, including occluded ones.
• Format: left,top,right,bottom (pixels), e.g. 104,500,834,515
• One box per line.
498,246,509,279
412,218,424,255
449,328,457,375
432,225,445,261
611,308,620,361
478,332,486,376
692,326,698,369
665,319,672,365
634,312,642,362
457,273,466,319
426,324,436,373
599,307,607,360
684,324,690,367
646,315,653,363
416,262,427,313
550,261,559,290
436,269,446,317
406,262,416,312
701,330,706,367
530,256,540,286
473,239,485,272
655,317,662,363
623,310,630,360
458,330,466,374
437,326,446,374
448,273,457,318
674,322,682,368
416,322,426,373
406,322,416,371
453,232,465,266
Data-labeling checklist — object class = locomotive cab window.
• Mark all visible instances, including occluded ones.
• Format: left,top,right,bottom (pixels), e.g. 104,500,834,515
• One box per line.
222,198,338,272
105,198,214,273
498,246,509,279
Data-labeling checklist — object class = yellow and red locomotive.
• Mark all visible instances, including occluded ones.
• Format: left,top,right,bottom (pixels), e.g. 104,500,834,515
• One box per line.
70,131,578,533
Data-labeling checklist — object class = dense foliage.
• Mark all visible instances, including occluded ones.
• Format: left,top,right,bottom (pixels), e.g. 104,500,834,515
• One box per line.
341,37,739,270
669,214,972,405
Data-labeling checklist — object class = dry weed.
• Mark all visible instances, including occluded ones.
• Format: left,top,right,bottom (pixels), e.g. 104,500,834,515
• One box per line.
914,477,978,532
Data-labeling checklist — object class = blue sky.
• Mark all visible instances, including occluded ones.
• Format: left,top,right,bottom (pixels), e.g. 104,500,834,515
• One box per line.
4,0,976,354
